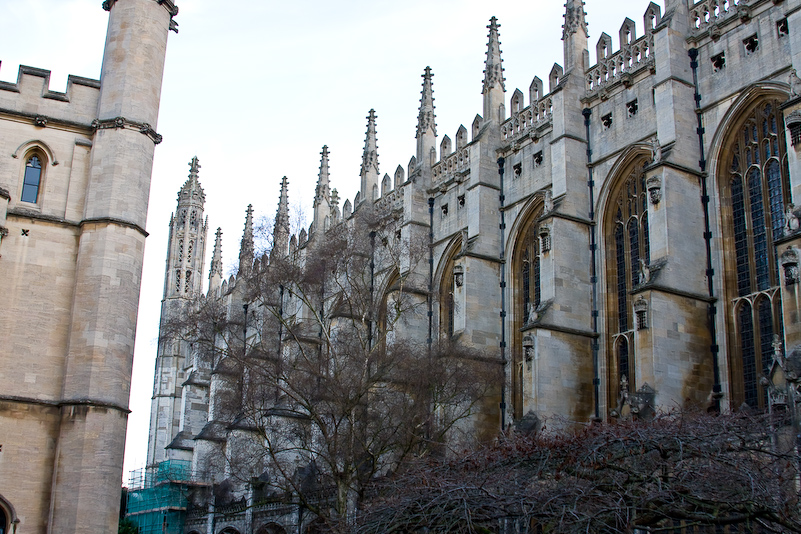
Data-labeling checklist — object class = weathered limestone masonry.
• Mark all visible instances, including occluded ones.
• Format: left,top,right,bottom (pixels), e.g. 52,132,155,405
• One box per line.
0,0,176,532
144,0,801,531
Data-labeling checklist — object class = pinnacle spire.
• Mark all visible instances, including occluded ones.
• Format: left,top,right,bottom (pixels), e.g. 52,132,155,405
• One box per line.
563,0,588,40
483,17,505,95
239,205,254,274
273,176,290,257
208,227,223,291
417,67,437,139
315,145,331,206
360,110,380,204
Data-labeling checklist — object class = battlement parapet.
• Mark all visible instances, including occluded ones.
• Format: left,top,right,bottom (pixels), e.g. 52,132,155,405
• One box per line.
375,187,402,213
0,64,100,128
501,98,553,143
690,0,747,33
586,33,654,95
432,147,470,184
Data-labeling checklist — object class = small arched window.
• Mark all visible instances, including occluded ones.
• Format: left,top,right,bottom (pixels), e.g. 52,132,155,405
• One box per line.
0,505,7,534
21,154,43,203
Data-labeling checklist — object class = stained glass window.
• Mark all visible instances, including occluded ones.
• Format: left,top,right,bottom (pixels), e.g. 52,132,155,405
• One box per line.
606,158,651,401
724,99,788,409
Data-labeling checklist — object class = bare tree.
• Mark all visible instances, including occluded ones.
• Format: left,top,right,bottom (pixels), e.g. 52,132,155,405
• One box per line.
355,410,801,533
172,206,500,529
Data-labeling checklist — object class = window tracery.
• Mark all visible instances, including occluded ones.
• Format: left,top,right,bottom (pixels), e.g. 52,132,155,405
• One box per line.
723,99,789,408
605,158,651,407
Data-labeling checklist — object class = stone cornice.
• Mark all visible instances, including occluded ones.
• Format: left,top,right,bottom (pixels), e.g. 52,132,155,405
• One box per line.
7,210,150,238
102,0,178,17
93,116,163,145
0,394,131,414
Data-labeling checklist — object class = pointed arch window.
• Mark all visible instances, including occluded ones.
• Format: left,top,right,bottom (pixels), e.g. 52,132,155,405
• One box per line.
21,154,43,203
723,99,788,409
511,205,545,419
605,158,651,408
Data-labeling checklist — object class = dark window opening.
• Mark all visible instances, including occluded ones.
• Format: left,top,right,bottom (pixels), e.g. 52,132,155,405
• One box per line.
457,195,465,209
21,155,42,203
743,34,759,55
513,162,522,178
777,18,789,38
533,151,543,167
602,113,613,129
627,99,638,117
711,52,725,72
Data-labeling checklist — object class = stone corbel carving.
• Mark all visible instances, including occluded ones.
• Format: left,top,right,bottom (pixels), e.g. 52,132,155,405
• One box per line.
34,116,48,128
538,224,551,253
781,247,799,286
453,265,464,288
522,334,534,362
646,174,662,205
634,296,648,330
737,4,751,22
709,23,722,42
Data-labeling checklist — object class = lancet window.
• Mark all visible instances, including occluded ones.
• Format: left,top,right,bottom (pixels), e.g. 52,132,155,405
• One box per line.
723,99,789,409
605,158,651,406
21,154,43,203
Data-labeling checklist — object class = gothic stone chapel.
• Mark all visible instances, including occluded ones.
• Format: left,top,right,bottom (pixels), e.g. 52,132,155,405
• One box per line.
141,0,799,532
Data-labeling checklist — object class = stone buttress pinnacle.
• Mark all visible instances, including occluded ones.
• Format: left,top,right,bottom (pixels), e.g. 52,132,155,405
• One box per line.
361,109,379,177
360,110,380,203
239,204,254,274
210,227,223,278
273,176,290,257
315,145,331,207
483,17,505,95
563,0,588,40
417,67,437,139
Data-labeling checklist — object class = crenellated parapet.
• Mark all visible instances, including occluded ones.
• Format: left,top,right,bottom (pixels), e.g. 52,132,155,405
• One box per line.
0,64,101,129
500,92,554,143
585,5,659,96
690,0,748,34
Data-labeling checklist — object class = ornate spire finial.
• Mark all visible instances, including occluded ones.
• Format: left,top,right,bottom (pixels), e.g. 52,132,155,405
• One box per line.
417,67,437,139
483,17,505,94
239,204,254,274
189,156,200,177
315,145,331,205
273,177,290,257
209,227,223,278
361,109,379,178
177,156,205,208
563,0,588,40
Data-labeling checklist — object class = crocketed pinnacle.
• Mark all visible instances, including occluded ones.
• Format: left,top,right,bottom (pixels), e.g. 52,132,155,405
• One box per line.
360,109,379,178
315,145,331,207
273,176,290,256
238,204,254,274
177,155,205,207
563,0,588,40
209,227,223,279
483,17,505,94
417,66,437,138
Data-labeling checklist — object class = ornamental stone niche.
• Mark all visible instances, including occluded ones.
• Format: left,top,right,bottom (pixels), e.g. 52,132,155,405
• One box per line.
538,224,551,252
634,296,648,330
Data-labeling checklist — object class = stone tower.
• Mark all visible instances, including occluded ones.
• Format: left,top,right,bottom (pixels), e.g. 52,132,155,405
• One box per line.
0,0,176,532
146,157,209,469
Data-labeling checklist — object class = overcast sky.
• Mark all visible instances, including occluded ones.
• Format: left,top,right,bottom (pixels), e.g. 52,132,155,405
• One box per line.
1,0,658,482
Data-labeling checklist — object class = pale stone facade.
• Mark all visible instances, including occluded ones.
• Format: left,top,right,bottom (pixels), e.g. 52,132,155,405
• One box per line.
0,1,176,533
144,0,801,532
